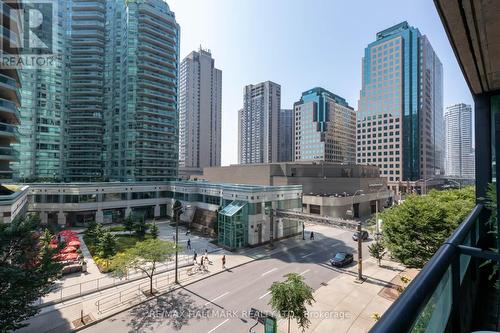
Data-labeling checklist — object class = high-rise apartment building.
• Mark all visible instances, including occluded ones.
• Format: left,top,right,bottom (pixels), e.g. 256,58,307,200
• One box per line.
179,47,222,176
14,0,180,182
357,22,444,194
0,0,22,180
239,81,281,164
102,0,180,182
66,0,106,181
445,103,475,179
14,0,68,181
294,88,356,163
278,109,293,162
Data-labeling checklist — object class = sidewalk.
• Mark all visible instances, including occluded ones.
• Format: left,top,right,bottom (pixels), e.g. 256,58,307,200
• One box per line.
18,235,309,333
277,258,408,333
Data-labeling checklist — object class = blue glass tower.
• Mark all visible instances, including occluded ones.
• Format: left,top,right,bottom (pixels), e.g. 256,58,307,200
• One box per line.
357,22,443,194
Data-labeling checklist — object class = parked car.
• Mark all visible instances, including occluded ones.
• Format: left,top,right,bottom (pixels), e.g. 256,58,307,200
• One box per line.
330,252,354,267
352,230,369,241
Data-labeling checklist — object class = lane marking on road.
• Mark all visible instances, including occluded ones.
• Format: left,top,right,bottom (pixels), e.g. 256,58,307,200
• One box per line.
207,319,229,333
204,292,230,306
300,253,314,258
299,269,310,276
259,291,272,299
330,242,341,247
261,268,278,276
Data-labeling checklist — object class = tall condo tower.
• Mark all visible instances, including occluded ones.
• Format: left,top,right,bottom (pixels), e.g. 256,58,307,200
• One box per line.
178,47,222,177
238,81,281,164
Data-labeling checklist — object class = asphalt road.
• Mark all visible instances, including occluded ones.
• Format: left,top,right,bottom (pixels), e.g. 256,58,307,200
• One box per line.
81,225,372,333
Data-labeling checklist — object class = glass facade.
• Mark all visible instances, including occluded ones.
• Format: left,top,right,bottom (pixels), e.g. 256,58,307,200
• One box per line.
14,0,180,182
13,0,68,181
294,87,356,163
103,0,180,181
218,201,249,249
357,22,443,188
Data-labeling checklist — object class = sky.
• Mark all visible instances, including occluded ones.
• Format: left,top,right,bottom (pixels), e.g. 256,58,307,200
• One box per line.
167,0,474,166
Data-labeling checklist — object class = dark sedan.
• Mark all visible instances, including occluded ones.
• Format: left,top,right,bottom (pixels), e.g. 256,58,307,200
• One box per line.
330,252,354,267
352,230,369,241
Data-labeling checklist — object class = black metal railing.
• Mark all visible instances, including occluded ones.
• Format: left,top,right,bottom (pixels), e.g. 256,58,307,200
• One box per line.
370,204,489,333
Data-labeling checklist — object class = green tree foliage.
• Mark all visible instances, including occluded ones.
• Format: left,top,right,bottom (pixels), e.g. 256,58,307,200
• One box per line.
268,273,315,333
0,215,62,332
110,239,177,295
150,223,159,239
85,221,104,243
39,228,53,249
381,187,475,268
123,215,135,235
133,217,149,239
368,241,386,267
97,231,117,259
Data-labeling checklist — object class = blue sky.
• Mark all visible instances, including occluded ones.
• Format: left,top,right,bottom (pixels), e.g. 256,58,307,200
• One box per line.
167,0,473,166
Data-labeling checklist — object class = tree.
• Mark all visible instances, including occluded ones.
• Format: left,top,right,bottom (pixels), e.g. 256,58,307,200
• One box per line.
0,215,62,331
86,221,104,243
110,239,178,295
123,215,135,235
268,273,315,333
368,241,386,266
150,222,159,239
133,217,149,239
381,187,475,268
97,231,117,259
39,228,53,249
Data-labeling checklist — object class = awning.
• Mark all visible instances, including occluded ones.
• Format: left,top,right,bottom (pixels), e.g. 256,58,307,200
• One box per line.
219,201,246,217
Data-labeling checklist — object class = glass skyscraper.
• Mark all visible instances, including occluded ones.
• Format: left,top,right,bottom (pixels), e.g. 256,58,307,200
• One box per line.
14,0,180,182
357,22,444,194
102,0,180,181
294,87,356,163
13,0,68,181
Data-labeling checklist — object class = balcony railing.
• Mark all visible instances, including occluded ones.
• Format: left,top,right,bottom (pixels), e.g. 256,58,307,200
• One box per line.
370,204,489,333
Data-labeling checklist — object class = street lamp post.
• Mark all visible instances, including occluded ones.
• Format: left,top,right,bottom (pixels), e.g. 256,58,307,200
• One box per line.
352,190,364,282
375,187,385,239
173,202,183,284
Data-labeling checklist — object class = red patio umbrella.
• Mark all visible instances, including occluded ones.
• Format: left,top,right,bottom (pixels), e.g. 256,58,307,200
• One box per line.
58,230,77,237
62,253,79,261
61,246,77,254
67,240,80,247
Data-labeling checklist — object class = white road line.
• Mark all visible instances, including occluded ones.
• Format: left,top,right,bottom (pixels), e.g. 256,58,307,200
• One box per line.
301,253,313,258
330,242,341,247
204,292,230,306
261,268,278,276
207,319,229,333
299,269,310,276
259,290,272,299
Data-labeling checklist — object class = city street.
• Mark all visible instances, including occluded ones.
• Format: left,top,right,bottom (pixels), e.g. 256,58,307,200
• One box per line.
81,225,373,333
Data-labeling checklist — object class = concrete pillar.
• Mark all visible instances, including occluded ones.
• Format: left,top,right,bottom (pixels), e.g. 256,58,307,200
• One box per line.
154,205,160,218
41,211,48,225
96,210,104,224
125,207,132,218
57,211,66,226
